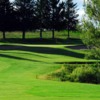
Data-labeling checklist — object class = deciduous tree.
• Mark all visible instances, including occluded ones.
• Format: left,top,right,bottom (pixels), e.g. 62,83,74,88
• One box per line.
81,0,100,59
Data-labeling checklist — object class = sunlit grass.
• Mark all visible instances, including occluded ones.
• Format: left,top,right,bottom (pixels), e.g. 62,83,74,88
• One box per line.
0,31,99,100
0,43,99,100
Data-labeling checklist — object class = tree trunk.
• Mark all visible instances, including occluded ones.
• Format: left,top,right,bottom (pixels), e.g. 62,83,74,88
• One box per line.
40,29,42,39
3,31,6,40
52,8,55,39
22,30,25,40
52,29,55,39
68,28,70,39
67,4,70,39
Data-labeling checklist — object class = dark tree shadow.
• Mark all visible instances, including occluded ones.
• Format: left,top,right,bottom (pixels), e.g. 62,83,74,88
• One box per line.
0,45,85,58
0,38,84,45
0,38,59,44
65,45,88,50
66,38,83,45
0,51,49,58
0,53,43,62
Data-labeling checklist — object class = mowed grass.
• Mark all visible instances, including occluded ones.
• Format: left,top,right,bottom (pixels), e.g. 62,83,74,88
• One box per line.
0,43,100,100
0,31,81,39
0,31,83,45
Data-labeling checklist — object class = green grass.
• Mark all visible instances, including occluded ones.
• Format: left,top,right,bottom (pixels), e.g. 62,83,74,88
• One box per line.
0,31,83,45
0,43,100,100
0,30,81,39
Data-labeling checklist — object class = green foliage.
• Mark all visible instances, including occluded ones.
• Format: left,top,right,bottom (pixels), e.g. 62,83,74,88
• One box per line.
70,65,96,83
52,63,100,84
81,0,100,59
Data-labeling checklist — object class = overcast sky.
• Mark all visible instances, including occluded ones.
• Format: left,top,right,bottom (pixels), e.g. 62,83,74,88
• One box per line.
10,0,85,20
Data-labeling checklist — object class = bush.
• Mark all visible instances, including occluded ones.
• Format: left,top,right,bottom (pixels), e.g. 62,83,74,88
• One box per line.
51,63,100,84
70,65,97,83
65,64,77,74
59,64,78,81
94,63,100,84
59,70,67,81
50,65,67,81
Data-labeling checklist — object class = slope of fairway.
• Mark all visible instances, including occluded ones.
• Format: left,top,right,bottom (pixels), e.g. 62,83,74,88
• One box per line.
0,44,100,100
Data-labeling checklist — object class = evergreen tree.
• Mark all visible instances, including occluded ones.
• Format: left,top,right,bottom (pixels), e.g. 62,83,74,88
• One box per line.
65,0,79,39
49,0,66,39
35,0,51,39
42,0,51,30
35,0,45,39
14,0,35,39
49,0,60,39
0,0,12,39
54,1,66,31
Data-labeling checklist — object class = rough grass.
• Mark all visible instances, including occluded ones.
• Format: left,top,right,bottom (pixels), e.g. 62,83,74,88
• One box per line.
0,43,100,100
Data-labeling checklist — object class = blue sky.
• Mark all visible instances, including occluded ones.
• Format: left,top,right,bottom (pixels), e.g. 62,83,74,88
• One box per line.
73,0,85,19
62,0,85,19
10,0,85,19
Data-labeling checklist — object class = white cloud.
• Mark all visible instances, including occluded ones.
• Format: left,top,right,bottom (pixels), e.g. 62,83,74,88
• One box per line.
78,9,85,20
73,0,86,19
10,0,14,2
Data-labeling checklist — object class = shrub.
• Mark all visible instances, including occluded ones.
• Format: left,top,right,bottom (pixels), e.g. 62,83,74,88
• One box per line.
65,64,78,74
70,64,100,84
59,70,67,81
94,63,100,84
50,65,67,81
51,63,100,84
59,64,78,81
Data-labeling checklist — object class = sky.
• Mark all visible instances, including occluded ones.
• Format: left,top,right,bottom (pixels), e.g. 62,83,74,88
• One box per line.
73,0,85,19
10,0,85,20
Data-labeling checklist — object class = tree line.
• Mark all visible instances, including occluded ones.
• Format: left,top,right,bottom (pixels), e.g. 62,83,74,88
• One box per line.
0,0,79,39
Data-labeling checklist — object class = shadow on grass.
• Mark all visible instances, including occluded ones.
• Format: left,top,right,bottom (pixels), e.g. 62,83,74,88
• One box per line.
0,38,83,45
0,51,49,58
66,38,83,45
0,44,85,58
0,38,59,44
65,45,88,50
0,53,43,62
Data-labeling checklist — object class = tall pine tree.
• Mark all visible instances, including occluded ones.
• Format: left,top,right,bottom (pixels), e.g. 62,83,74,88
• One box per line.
35,0,51,39
0,0,12,39
14,0,35,39
50,0,60,39
35,0,46,39
65,0,79,39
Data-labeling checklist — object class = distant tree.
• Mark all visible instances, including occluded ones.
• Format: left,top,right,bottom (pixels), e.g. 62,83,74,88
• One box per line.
81,0,100,59
14,0,35,39
42,0,51,31
49,0,60,39
0,0,12,39
35,0,45,39
54,1,66,31
35,0,51,39
65,0,79,39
